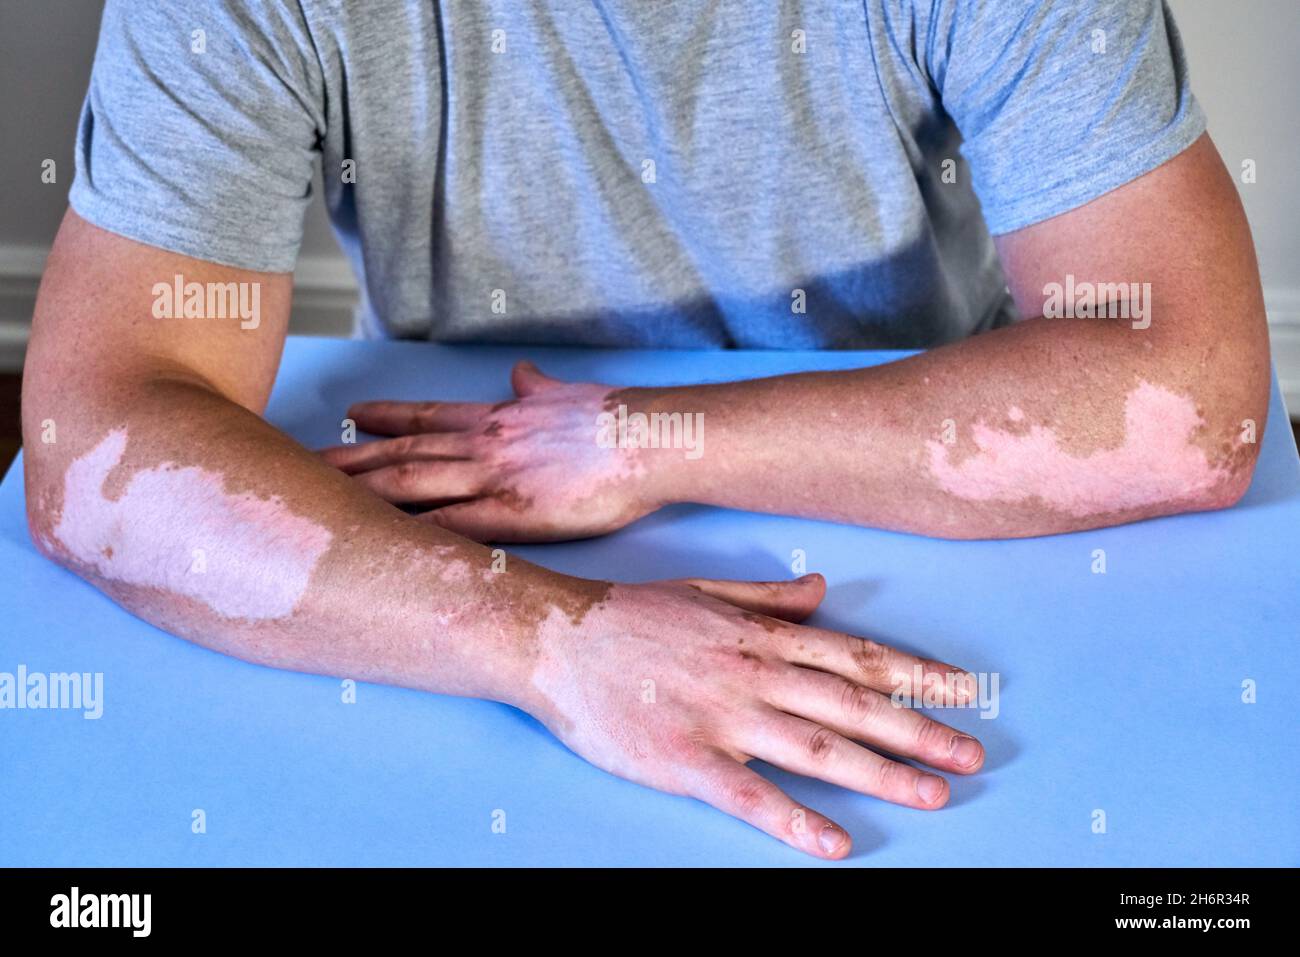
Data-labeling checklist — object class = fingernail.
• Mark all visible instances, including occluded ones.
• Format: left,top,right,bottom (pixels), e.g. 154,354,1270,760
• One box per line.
949,734,982,768
818,823,845,855
916,774,946,804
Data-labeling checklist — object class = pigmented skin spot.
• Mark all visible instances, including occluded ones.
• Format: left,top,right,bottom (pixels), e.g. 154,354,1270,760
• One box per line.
490,486,534,512
925,381,1235,517
741,611,788,634
52,429,332,621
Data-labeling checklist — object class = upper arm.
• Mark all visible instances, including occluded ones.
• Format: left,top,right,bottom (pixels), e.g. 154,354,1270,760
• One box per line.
35,0,326,414
924,0,1269,505
994,132,1268,340
25,209,293,418
986,132,1271,515
23,0,320,538
992,132,1270,399
21,210,294,558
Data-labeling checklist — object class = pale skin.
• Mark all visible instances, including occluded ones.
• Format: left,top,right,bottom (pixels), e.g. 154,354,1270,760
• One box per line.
23,132,1267,859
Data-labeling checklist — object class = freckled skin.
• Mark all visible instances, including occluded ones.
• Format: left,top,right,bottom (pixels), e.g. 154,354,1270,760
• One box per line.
23,213,1000,860
20,215,629,710
22,131,1271,857
340,323,1265,541
325,135,1271,542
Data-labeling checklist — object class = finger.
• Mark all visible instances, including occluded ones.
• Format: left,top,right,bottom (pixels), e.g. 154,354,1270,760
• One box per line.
688,754,851,859
352,460,485,504
680,573,826,623
318,434,472,474
511,360,564,397
420,497,537,543
741,713,951,811
768,665,984,774
347,400,494,435
784,627,976,706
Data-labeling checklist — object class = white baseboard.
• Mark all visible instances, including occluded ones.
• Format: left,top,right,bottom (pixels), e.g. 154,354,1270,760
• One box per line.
2,241,1299,415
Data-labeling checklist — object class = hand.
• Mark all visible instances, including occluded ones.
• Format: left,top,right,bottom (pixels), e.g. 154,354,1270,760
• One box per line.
526,573,985,859
319,361,666,542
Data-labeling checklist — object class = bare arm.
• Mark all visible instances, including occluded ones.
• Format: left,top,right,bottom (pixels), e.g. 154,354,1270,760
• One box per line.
24,210,988,859
22,210,573,702
655,133,1270,538
329,134,1270,540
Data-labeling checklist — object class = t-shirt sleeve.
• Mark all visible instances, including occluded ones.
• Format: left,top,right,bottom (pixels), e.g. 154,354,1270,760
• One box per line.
923,0,1206,235
68,0,325,272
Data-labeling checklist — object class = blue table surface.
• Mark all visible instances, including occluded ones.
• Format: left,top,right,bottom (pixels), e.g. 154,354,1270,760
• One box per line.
1,336,1297,867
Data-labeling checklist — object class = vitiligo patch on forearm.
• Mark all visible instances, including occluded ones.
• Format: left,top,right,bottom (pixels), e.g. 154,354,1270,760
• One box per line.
50,429,332,620
924,381,1235,516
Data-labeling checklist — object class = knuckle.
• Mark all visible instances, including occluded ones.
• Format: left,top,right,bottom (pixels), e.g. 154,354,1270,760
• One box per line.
911,717,951,755
392,462,423,487
719,644,773,679
804,725,838,762
411,404,439,430
839,680,879,725
850,638,890,682
392,435,419,458
873,757,901,794
725,777,771,817
665,726,711,763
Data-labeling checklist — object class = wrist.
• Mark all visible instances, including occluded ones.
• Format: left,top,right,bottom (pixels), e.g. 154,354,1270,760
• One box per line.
472,566,615,718
600,384,709,507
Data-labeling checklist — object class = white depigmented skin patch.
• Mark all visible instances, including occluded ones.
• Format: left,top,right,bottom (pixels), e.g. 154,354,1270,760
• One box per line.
926,381,1231,516
52,429,332,620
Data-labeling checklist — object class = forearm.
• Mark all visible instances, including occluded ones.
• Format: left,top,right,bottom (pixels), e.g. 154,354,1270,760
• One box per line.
636,315,1268,538
22,373,594,711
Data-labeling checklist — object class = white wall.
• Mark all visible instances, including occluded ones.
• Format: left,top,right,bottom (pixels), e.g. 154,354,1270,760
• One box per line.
1170,0,1300,405
1,0,1298,403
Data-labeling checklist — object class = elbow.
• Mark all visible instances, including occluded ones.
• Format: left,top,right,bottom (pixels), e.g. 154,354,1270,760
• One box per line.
1192,371,1270,514
24,479,65,567
1150,426,1262,521
1193,442,1260,513
1155,347,1270,519
22,444,75,569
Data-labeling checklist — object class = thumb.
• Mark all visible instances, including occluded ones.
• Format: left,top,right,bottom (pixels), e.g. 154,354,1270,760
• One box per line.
678,573,826,623
511,360,564,397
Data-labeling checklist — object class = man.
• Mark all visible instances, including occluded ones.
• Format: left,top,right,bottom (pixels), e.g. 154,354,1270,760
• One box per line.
23,0,1268,859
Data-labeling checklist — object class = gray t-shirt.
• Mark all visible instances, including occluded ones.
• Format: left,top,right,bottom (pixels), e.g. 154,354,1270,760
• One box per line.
70,0,1205,349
